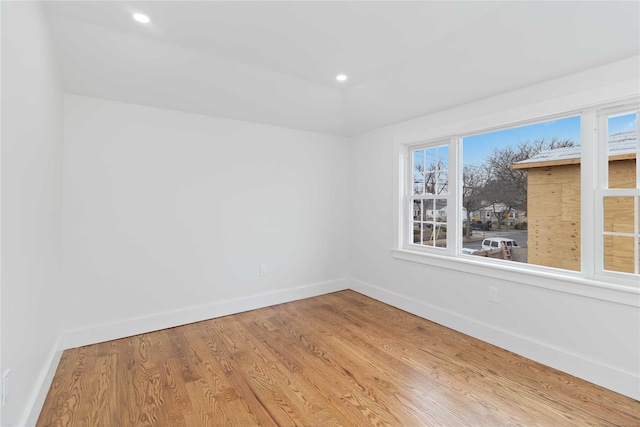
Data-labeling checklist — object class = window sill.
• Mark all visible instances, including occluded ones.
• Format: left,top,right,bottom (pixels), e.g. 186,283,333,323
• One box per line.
391,248,640,307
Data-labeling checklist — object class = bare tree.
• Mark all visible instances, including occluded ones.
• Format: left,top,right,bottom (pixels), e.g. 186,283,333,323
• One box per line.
462,165,487,238
482,137,574,228
414,160,448,195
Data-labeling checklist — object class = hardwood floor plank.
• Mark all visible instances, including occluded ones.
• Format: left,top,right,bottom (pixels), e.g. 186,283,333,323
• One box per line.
37,290,640,426
241,313,396,426
328,292,638,425
267,308,433,425
269,301,490,425
165,328,203,384
232,318,348,426
318,292,628,426
81,354,116,426
183,324,276,426
38,346,99,427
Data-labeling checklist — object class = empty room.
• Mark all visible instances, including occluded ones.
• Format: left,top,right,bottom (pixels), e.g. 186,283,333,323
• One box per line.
1,1,639,426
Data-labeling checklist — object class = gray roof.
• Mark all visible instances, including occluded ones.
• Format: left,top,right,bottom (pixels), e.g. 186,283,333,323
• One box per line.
514,130,637,166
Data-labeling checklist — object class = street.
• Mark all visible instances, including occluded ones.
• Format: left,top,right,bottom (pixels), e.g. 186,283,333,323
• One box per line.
463,230,528,251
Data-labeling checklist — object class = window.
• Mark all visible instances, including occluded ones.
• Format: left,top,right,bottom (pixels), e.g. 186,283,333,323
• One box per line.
396,101,639,289
409,144,450,249
463,116,582,271
597,110,639,277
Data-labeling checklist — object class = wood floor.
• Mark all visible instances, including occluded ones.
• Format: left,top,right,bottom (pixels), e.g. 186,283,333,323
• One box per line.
38,290,640,426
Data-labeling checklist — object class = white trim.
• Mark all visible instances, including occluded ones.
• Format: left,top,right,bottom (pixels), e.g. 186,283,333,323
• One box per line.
603,231,638,237
391,248,640,307
62,278,348,350
451,136,462,255
637,111,640,189
22,277,640,424
394,97,640,294
595,106,640,278
23,280,347,424
581,110,597,279
404,141,453,253
20,335,64,427
393,140,406,250
599,189,640,197
349,278,640,401
394,94,638,151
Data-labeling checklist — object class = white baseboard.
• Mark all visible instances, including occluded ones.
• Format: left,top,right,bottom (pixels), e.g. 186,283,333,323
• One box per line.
23,279,347,425
62,278,349,350
349,278,640,401
21,334,64,427
26,276,638,426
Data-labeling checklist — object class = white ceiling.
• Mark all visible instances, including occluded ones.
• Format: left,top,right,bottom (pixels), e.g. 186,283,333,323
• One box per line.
43,1,640,136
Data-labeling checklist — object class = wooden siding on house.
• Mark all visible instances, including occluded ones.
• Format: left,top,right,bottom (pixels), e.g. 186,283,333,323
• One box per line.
524,158,637,272
526,165,581,271
604,159,638,274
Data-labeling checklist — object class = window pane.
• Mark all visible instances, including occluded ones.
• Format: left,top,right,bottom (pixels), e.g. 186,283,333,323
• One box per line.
412,200,421,220
436,171,449,195
434,199,447,222
425,147,437,171
607,113,637,189
438,146,449,171
420,146,449,195
408,143,449,251
414,180,424,195
603,235,635,274
413,222,423,244
604,196,635,233
431,224,446,248
461,116,581,270
425,171,436,194
422,199,434,222
601,111,638,278
413,149,425,194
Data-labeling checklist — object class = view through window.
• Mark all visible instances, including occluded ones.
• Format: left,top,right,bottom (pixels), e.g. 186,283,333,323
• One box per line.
461,116,582,270
411,144,449,248
602,112,639,275
404,106,639,283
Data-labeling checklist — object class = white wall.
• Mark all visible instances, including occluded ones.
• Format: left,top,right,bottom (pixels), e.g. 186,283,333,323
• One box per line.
349,57,640,400
62,95,349,343
1,2,64,426
1,7,637,422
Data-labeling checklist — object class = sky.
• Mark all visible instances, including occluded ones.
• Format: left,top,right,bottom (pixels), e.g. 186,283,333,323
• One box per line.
462,112,637,166
609,112,638,135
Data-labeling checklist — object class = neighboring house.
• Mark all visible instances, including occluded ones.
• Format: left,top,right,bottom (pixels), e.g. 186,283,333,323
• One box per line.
512,130,637,272
476,203,525,226
427,205,448,221
414,202,447,221
463,204,526,227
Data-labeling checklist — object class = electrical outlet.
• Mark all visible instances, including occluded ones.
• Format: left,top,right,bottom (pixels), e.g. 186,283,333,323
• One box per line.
488,287,498,304
2,369,10,407
260,264,268,277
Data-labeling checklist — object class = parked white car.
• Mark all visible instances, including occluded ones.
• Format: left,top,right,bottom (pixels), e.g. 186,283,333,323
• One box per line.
481,237,519,251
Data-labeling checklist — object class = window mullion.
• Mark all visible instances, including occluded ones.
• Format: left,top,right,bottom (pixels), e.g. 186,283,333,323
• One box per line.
449,136,460,255
594,113,610,277
398,99,637,287
636,111,640,189
633,196,640,275
595,107,639,278
581,111,597,279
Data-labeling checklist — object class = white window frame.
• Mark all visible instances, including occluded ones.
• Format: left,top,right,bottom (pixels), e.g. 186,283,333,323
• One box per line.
405,140,457,253
594,107,640,285
392,97,640,306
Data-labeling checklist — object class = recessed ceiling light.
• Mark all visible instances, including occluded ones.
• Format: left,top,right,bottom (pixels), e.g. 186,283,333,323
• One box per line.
133,13,150,24
336,74,348,82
